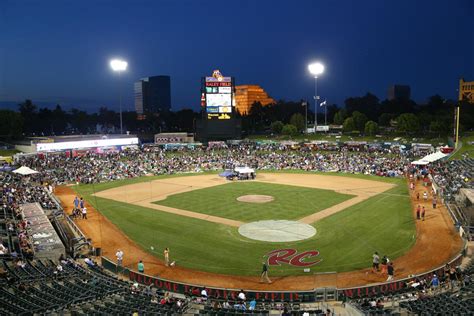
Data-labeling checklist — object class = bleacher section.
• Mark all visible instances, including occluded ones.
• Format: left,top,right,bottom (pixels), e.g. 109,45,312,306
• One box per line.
0,258,189,315
0,205,21,261
398,261,474,315
347,261,474,315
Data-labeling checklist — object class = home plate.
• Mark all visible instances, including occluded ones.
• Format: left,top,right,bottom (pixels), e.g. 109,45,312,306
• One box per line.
238,220,316,242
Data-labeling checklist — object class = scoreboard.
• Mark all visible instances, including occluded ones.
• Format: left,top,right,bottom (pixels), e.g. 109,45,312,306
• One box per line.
201,70,235,120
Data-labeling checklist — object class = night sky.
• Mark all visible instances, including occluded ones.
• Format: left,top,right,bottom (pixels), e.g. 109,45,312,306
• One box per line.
0,0,472,112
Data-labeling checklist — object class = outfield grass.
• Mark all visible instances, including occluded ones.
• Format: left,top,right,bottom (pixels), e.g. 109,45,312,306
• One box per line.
74,173,414,276
0,149,19,156
154,181,354,222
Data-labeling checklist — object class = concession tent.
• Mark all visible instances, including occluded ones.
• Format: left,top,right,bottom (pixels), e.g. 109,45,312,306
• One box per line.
411,151,448,165
234,166,255,174
13,166,39,175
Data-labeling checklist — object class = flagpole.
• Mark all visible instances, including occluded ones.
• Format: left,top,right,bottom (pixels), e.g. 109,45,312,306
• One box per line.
302,100,308,134
325,101,327,126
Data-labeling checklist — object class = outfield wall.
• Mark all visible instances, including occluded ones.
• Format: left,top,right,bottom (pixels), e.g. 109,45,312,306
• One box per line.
101,251,465,300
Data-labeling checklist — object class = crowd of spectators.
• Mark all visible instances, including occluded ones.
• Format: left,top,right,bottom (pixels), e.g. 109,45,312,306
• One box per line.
16,144,417,185
429,158,474,199
351,262,473,315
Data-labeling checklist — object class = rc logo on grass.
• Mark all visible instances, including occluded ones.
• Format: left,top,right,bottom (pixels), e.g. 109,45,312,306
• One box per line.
265,249,321,267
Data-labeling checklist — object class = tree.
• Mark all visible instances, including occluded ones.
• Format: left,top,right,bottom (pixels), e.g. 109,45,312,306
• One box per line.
289,113,305,132
52,105,67,134
343,117,356,132
364,120,379,136
378,113,394,126
352,111,368,132
380,98,416,115
18,99,38,135
333,109,348,125
281,124,297,136
396,113,420,134
247,102,265,132
429,120,445,137
270,121,284,134
344,93,379,120
38,107,53,135
0,110,23,139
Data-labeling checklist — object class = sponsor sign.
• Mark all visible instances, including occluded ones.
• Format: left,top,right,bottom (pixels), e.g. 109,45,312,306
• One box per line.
206,106,220,113
218,86,232,94
219,106,232,113
36,137,139,152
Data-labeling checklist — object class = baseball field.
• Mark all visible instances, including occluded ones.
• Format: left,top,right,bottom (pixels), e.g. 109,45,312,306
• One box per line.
70,171,416,277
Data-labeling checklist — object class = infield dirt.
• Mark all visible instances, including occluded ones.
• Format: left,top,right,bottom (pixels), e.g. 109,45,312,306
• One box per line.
55,173,463,291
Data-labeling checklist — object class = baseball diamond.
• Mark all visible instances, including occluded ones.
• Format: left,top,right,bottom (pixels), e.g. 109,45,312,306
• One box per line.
51,167,464,290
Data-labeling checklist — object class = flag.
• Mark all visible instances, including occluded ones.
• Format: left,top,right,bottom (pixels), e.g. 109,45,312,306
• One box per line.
320,100,327,107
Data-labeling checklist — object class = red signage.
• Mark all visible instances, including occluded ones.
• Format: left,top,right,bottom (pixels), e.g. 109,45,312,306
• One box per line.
266,249,321,267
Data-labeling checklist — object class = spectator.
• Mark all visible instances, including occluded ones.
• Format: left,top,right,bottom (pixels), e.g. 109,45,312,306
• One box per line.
249,298,257,310
137,260,144,273
238,289,246,301
431,274,440,292
386,262,394,281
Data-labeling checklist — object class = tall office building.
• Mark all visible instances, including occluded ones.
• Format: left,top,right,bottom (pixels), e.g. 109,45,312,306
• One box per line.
234,85,275,115
135,75,171,119
459,78,474,103
387,85,411,100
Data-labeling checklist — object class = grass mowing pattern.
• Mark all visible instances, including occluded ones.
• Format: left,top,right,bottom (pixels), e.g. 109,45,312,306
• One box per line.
74,173,414,276
153,181,354,222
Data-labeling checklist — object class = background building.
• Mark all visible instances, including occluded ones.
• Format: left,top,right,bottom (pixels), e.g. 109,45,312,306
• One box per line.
135,76,171,119
234,85,275,115
459,78,474,103
387,84,411,100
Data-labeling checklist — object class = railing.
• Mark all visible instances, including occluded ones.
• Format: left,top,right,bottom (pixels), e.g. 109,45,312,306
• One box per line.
100,247,466,302
51,216,71,252
338,249,466,299
46,189,63,213
50,191,91,256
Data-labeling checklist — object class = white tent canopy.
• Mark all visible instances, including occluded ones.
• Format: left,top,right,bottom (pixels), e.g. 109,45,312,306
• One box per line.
234,166,255,174
13,166,39,175
411,151,448,166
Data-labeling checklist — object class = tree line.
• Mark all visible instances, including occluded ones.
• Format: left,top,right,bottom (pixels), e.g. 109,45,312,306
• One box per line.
240,93,474,137
0,93,473,140
0,100,199,140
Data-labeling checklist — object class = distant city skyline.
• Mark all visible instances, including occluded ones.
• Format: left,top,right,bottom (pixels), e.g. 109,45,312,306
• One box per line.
1,0,472,112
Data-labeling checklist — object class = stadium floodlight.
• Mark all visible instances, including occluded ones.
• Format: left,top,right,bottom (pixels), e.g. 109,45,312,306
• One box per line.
308,62,324,77
308,62,325,131
110,59,128,72
109,59,128,134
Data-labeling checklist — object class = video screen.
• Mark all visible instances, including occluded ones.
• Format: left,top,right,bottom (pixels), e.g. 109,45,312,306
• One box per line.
206,93,232,107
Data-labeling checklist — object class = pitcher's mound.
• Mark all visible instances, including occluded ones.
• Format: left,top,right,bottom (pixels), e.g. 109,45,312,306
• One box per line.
237,195,274,203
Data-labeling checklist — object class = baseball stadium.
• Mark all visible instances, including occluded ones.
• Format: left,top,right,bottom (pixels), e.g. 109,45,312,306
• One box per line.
1,133,473,315
1,2,474,314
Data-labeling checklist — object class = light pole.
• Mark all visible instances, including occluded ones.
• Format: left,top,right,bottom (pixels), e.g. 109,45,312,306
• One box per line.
110,59,128,134
308,62,324,133
302,100,308,133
